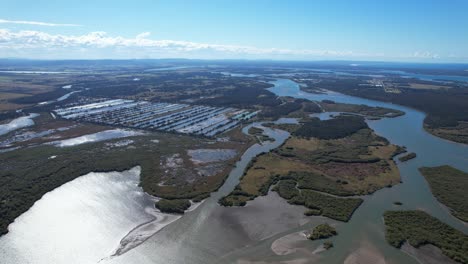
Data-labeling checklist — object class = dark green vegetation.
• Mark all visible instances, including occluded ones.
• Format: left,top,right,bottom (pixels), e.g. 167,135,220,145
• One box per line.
248,126,274,143
248,126,263,136
384,210,468,263
398,152,416,162
287,189,363,222
258,98,321,120
307,224,338,240
77,70,277,108
319,100,405,118
293,116,368,139
304,209,322,216
0,129,252,235
155,199,191,214
220,170,363,222
419,165,468,222
323,241,334,250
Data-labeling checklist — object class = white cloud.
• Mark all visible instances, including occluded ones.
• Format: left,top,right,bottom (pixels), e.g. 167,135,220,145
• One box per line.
412,51,440,59
0,19,81,27
0,28,454,61
136,32,151,39
0,29,365,58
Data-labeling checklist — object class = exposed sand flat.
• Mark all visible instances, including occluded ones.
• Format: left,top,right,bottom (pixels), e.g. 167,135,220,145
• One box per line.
271,231,307,256
221,191,309,241
401,243,459,264
344,241,386,264
0,113,39,136
50,129,144,147
237,259,314,264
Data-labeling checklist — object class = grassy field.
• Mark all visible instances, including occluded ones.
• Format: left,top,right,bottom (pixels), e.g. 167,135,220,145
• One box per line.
419,165,468,222
384,210,468,264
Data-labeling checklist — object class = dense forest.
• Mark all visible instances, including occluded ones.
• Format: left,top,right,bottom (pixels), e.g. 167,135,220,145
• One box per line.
293,115,368,139
419,165,468,222
384,210,467,263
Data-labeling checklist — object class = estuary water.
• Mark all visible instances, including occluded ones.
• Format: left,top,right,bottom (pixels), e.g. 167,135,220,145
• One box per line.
104,74,467,263
0,167,155,264
1,77,467,264
263,78,468,263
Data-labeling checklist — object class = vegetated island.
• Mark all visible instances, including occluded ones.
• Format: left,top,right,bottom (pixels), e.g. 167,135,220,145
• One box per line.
248,126,274,144
307,223,337,240
220,115,402,222
384,210,468,264
419,165,468,222
398,152,417,162
319,100,405,119
323,241,334,250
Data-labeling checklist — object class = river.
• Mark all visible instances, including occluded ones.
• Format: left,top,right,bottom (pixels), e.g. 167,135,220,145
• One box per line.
106,77,466,263
1,76,467,264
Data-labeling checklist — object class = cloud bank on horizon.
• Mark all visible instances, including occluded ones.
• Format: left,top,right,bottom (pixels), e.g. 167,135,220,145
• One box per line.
0,19,461,62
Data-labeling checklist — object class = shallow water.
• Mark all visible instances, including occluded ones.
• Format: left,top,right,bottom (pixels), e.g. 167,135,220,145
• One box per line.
102,125,291,264
187,148,237,164
0,113,39,136
0,167,160,264
51,129,144,147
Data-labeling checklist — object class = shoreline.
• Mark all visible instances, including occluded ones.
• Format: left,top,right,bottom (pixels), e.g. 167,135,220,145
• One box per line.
109,198,206,258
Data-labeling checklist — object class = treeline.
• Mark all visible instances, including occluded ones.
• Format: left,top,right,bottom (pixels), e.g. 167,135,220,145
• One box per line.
259,99,321,120
11,89,70,104
293,115,368,139
384,210,468,264
419,165,468,222
155,199,191,214
0,111,22,122
199,84,279,108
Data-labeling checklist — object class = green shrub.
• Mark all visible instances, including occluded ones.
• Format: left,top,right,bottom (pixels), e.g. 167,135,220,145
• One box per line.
308,224,337,240
155,199,191,214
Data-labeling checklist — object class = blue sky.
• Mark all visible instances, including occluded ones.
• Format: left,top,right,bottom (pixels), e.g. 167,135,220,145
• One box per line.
1,0,467,62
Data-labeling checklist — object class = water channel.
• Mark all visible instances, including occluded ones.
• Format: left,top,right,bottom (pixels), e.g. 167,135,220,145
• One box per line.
1,75,467,264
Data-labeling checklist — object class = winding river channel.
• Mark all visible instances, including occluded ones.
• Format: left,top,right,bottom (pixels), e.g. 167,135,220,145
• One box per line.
1,75,467,264
106,77,467,264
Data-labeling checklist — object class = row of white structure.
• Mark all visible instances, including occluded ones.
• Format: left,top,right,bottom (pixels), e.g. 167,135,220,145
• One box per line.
54,99,257,136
